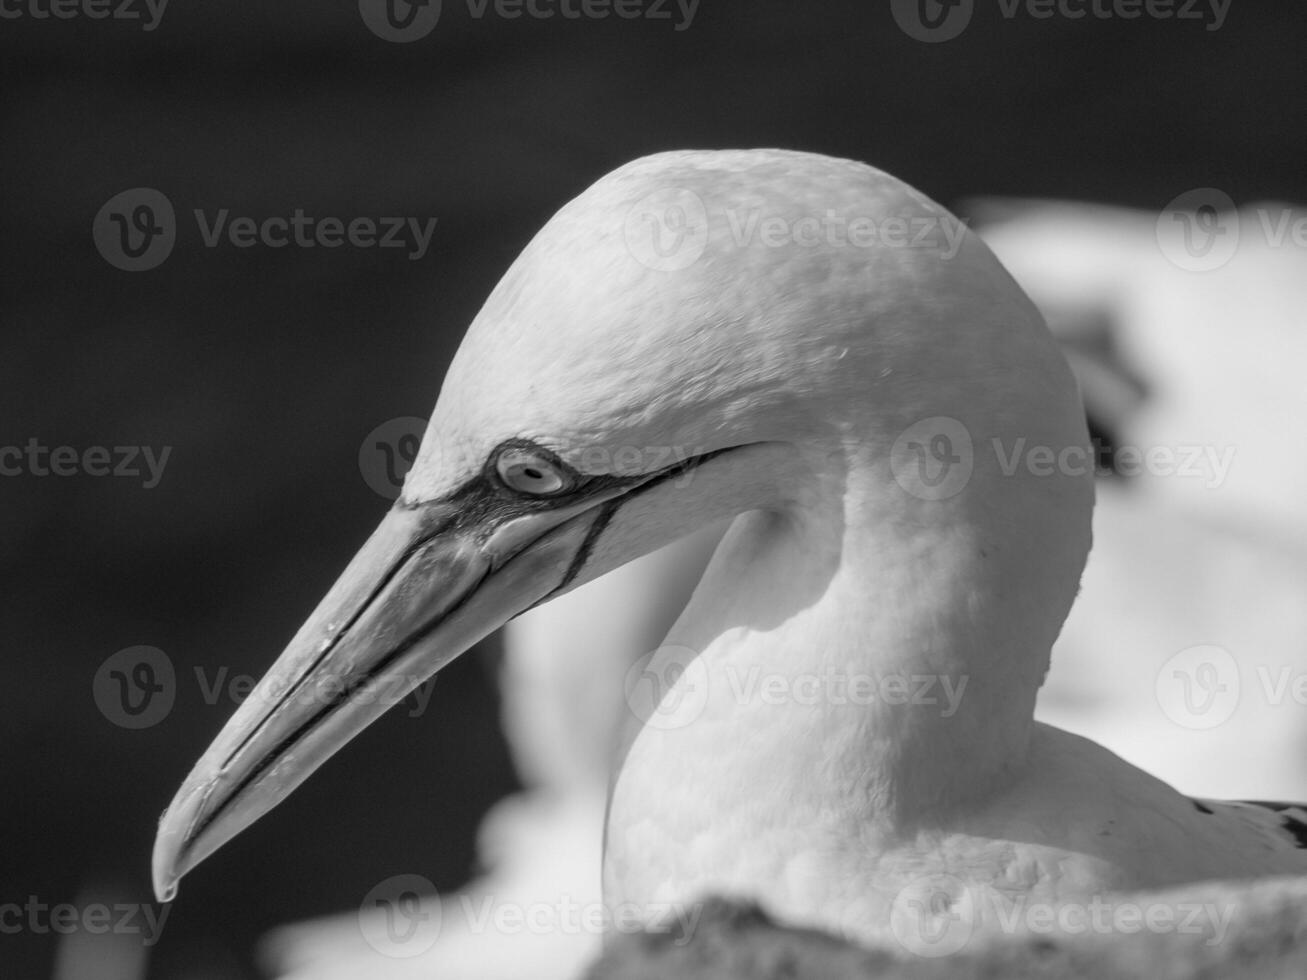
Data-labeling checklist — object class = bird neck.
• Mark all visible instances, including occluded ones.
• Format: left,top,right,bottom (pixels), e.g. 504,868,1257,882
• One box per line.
613,425,1092,833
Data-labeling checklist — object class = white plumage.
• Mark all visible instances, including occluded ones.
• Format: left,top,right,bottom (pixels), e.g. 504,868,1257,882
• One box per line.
154,150,1307,962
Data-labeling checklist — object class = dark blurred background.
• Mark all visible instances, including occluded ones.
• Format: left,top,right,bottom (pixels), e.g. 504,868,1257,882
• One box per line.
3,2,1306,977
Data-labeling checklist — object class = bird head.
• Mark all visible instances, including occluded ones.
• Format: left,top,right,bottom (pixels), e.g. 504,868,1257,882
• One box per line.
152,150,1088,902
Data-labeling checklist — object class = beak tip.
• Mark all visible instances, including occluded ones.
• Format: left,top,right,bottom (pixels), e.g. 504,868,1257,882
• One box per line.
152,806,187,903
152,775,211,904
151,841,181,904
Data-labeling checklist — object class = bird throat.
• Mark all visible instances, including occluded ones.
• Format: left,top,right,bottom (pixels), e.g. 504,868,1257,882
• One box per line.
602,448,1086,927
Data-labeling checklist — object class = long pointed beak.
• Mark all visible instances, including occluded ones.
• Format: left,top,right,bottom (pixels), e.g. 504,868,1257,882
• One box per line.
151,494,614,902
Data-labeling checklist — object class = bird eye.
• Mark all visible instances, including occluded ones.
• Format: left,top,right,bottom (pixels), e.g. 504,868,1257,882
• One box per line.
495,448,570,496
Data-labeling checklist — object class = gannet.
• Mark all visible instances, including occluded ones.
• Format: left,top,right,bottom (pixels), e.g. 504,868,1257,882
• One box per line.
152,150,1307,948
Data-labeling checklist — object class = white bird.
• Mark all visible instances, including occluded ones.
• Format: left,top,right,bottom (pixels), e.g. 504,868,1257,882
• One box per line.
975,200,1307,801
976,197,1307,545
152,150,1307,951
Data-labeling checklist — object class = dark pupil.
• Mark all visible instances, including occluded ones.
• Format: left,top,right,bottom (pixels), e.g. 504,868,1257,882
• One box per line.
523,467,543,480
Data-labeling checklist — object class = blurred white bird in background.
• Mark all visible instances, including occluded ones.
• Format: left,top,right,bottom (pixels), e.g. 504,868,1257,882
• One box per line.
975,199,1307,801
137,157,1307,977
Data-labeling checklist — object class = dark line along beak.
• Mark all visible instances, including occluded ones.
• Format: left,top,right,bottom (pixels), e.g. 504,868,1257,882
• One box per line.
150,451,726,903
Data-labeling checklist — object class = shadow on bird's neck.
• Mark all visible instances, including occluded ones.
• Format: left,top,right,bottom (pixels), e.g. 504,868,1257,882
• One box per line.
613,396,1093,831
